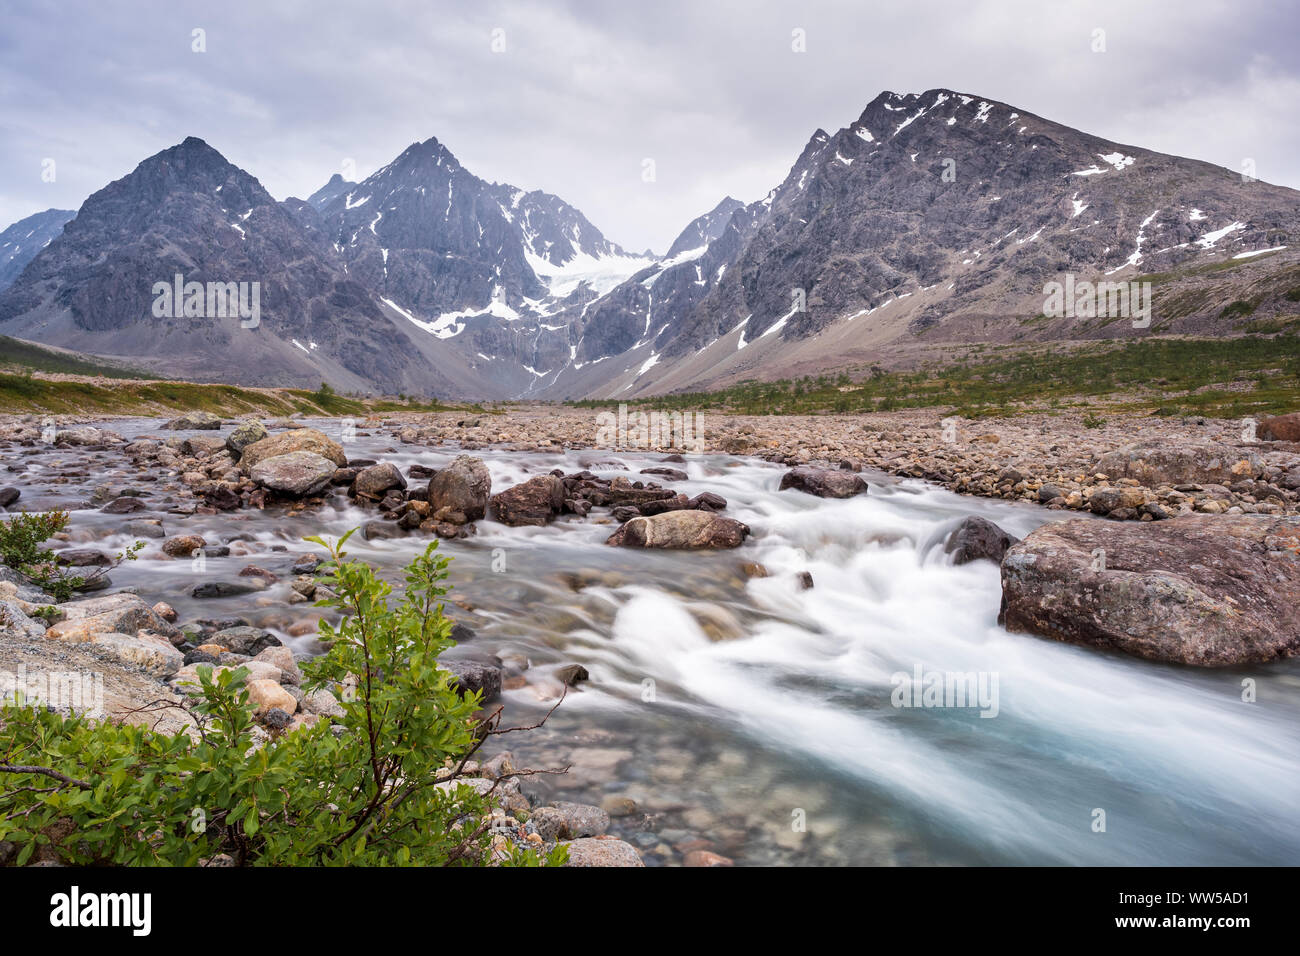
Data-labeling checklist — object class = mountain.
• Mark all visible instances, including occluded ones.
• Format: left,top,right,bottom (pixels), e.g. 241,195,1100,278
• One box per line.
0,137,465,395
313,135,656,395
527,88,1300,398
0,208,75,292
4,91,1298,401
665,197,744,258
306,172,355,210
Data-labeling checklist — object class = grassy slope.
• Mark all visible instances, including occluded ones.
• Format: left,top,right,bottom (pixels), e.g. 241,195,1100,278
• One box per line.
0,334,151,379
571,334,1300,419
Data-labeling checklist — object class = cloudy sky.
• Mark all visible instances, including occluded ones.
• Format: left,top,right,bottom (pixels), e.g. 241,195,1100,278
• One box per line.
3,0,1298,252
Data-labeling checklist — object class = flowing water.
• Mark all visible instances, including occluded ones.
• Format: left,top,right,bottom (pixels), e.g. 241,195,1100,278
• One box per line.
13,418,1300,865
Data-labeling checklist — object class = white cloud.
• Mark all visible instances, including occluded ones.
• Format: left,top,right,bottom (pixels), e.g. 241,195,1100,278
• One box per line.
1,0,1298,250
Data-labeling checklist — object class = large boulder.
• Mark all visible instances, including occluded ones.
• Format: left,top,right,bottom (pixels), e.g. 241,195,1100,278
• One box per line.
48,592,180,642
208,626,281,656
442,657,503,701
87,632,184,679
778,466,869,499
530,803,610,841
56,426,120,446
561,838,644,867
1258,412,1300,442
354,462,407,500
249,452,337,496
1000,515,1300,666
225,420,269,460
163,411,222,430
0,600,47,641
944,516,1019,565
606,509,750,549
239,428,346,472
1095,442,1263,486
490,475,565,526
427,455,491,522
181,435,226,458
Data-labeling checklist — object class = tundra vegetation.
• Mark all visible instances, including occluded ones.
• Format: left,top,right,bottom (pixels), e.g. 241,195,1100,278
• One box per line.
0,531,565,867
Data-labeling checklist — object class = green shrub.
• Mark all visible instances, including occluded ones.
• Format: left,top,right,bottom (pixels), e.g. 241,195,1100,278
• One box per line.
1219,300,1255,319
0,510,140,601
0,532,565,867
1082,413,1106,429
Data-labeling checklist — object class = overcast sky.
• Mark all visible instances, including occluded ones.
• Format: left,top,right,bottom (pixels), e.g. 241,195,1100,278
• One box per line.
3,0,1299,252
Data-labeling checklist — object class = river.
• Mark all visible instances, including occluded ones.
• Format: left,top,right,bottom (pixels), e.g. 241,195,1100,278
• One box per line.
15,417,1300,865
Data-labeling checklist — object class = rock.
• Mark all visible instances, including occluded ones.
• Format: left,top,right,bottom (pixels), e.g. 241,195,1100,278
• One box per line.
554,663,589,686
249,452,337,496
1096,443,1263,486
225,420,269,460
291,555,322,575
361,520,406,541
101,496,146,514
490,475,565,526
944,516,1020,565
531,802,610,840
0,487,19,508
55,426,109,446
740,562,769,578
443,658,503,700
606,509,750,549
640,467,688,481
238,565,277,583
600,795,638,817
239,428,347,471
1258,412,1300,442
87,632,184,678
301,688,345,719
253,645,301,685
209,626,281,656
1088,486,1147,515
162,534,207,557
683,849,734,867
51,592,178,641
163,411,222,430
173,661,282,691
261,707,293,730
427,455,491,522
353,462,407,500
152,602,178,622
55,548,112,567
1000,515,1300,666
687,491,728,511
246,679,298,716
1037,484,1062,503
778,466,868,498
124,519,166,539
0,600,47,640
190,580,263,599
796,571,814,589
181,435,226,458
561,837,644,867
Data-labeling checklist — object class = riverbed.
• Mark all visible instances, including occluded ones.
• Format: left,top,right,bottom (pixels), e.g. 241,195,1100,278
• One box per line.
13,417,1300,866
